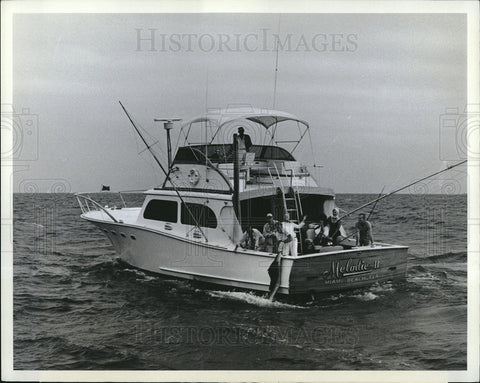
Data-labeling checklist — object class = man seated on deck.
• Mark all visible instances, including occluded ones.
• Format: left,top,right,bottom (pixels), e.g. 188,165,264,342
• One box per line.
235,227,265,251
355,213,374,247
280,213,307,257
305,218,328,252
262,213,278,252
325,208,346,245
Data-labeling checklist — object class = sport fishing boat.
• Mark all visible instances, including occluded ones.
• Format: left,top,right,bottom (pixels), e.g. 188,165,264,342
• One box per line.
76,105,409,297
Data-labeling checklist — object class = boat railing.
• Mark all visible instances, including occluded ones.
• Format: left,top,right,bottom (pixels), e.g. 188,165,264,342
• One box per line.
245,164,310,187
75,193,121,223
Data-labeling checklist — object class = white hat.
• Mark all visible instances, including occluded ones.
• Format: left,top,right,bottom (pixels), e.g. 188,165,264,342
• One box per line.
266,213,273,218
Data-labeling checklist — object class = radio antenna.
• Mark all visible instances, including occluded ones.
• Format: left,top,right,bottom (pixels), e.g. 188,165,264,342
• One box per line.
272,38,279,109
272,17,281,109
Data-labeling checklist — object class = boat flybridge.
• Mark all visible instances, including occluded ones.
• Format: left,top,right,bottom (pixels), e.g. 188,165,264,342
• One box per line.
76,106,408,297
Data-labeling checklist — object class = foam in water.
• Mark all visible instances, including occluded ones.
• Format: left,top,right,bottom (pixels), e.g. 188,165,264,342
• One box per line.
409,273,441,283
26,222,45,229
370,282,394,293
327,293,346,301
207,290,305,309
351,291,379,301
124,268,159,282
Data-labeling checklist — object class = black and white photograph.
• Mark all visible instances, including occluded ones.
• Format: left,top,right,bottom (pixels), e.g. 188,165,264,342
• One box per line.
2,1,479,382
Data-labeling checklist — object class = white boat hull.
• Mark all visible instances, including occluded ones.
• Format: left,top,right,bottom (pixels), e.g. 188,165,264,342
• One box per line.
84,216,408,296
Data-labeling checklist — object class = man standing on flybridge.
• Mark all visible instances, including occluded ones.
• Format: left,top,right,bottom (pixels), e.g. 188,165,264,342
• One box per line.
234,126,252,164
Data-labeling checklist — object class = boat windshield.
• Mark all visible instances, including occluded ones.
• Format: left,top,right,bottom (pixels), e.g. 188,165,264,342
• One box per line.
173,144,295,165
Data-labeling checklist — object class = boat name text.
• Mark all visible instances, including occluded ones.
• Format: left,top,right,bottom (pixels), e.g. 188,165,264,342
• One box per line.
325,258,380,279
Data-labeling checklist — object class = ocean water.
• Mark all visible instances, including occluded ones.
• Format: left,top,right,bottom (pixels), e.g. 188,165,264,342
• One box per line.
12,193,467,370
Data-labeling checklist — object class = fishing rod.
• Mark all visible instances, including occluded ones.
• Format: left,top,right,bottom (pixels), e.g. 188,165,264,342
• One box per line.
330,186,386,245
329,160,464,245
118,101,208,242
367,186,385,221
339,160,467,221
119,101,167,173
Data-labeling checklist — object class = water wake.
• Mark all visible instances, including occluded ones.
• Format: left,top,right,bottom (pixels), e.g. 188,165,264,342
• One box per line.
207,290,305,309
350,291,379,301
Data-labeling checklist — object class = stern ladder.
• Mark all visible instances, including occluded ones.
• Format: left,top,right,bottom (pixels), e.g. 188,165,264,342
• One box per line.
269,163,304,254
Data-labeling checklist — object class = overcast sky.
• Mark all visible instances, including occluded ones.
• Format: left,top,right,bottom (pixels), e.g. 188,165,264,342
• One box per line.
11,12,468,193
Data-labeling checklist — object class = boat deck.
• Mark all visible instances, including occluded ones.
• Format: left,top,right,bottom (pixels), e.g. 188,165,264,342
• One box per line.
82,207,141,224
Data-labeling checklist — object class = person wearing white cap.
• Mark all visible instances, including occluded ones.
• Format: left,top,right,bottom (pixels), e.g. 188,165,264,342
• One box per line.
263,213,278,252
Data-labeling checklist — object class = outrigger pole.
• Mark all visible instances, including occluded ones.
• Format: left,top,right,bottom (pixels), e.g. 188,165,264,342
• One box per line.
118,101,209,242
339,160,467,221
367,186,385,221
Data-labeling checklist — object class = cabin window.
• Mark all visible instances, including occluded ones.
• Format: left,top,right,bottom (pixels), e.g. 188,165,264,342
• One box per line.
173,144,295,165
143,200,178,222
181,202,217,229
259,146,294,160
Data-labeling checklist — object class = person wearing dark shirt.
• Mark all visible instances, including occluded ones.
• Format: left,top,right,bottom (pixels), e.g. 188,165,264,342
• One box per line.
355,213,374,247
234,126,252,164
325,208,345,245
263,213,278,252
236,127,252,151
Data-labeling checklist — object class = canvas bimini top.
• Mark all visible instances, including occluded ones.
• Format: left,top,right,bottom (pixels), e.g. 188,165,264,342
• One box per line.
178,107,311,149
181,107,309,130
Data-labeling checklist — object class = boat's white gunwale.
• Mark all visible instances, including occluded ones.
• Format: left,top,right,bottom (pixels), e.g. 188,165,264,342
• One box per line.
81,215,407,260
297,244,409,259
115,207,142,211
95,207,141,213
